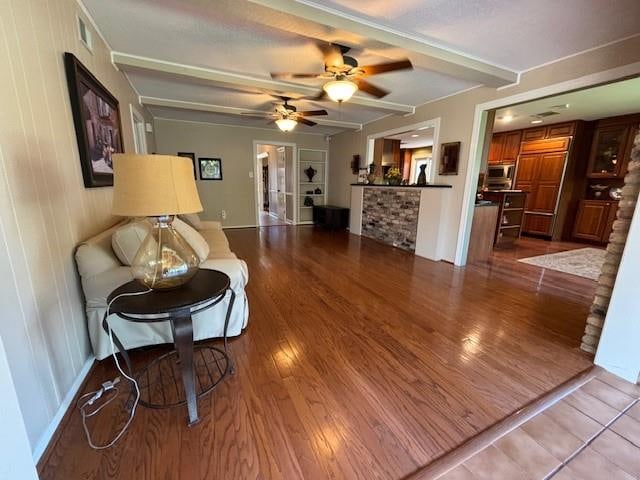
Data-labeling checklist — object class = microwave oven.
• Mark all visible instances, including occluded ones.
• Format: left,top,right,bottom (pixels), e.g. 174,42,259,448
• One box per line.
487,164,515,180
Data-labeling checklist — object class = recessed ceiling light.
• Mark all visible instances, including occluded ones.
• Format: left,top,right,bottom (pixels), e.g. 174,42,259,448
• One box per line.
411,134,419,137
501,114,514,122
531,119,543,124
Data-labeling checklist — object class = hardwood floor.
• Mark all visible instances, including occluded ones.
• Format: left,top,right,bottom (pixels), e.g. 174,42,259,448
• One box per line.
39,227,595,480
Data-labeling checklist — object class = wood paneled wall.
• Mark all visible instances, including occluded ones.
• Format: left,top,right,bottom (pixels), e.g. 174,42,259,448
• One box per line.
0,0,155,454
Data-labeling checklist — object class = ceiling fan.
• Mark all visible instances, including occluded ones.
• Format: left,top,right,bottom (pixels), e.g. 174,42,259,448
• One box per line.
242,96,328,132
271,43,413,103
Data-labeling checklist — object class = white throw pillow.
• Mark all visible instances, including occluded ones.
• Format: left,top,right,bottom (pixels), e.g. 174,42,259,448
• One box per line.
179,213,203,231
173,217,210,263
111,221,150,266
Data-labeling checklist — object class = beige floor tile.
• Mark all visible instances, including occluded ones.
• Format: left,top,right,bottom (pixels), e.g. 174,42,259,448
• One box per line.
580,379,636,411
463,445,530,480
598,371,640,398
565,446,635,480
438,464,478,480
522,412,583,461
544,400,602,441
626,402,640,422
551,468,579,480
494,427,561,478
611,414,640,447
591,429,640,477
564,389,620,425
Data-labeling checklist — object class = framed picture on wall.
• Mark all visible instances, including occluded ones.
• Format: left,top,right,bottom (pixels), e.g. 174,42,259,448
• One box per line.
177,152,197,179
199,157,223,180
439,141,461,176
64,52,124,188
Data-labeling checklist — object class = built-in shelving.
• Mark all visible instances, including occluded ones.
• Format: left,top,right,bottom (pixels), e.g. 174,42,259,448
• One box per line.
297,149,328,224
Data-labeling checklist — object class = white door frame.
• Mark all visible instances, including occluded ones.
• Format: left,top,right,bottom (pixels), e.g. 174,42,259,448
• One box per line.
454,61,640,266
129,104,147,154
365,118,440,184
252,140,297,227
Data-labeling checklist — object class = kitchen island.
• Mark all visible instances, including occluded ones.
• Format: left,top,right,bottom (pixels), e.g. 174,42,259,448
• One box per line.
349,184,452,261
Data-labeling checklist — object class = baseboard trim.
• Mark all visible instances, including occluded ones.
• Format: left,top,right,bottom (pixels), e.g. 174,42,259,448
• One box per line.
222,224,258,229
405,365,600,480
33,356,95,463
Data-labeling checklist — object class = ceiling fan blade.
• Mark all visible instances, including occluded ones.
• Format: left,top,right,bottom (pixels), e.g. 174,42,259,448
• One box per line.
297,117,317,126
270,72,322,79
297,109,328,117
317,42,344,68
355,79,389,98
359,59,413,76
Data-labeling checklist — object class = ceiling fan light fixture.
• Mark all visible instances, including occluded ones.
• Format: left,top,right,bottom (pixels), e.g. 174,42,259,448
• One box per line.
323,79,358,103
275,118,297,132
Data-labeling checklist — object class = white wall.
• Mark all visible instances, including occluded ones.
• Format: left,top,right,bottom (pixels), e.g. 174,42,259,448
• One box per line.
154,119,328,227
0,0,155,455
595,193,640,382
328,36,640,262
0,337,38,480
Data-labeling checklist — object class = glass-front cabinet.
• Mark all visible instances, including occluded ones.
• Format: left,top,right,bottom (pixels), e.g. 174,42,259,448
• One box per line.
587,125,631,178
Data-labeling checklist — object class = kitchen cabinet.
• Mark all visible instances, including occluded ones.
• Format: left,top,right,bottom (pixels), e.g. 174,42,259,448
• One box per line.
514,152,567,236
488,131,522,165
587,124,631,178
522,122,576,142
481,191,527,247
573,200,617,242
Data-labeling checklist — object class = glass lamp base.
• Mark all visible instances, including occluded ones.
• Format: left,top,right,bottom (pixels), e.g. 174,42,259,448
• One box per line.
132,216,200,290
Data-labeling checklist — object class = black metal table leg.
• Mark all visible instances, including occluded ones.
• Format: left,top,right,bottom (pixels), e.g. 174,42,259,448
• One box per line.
102,315,134,376
170,308,199,426
223,289,236,375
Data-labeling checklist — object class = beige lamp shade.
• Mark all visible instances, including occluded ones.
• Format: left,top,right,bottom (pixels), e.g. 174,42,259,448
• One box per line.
112,154,203,217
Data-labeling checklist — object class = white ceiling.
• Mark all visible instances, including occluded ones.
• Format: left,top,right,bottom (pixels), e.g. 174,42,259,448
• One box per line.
494,76,640,132
82,0,640,133
309,0,640,71
386,128,434,149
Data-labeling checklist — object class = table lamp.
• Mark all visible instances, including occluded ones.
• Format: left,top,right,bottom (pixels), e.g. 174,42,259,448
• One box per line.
112,154,203,290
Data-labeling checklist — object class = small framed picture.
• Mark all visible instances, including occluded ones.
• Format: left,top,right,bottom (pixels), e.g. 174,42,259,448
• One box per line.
177,152,197,179
199,157,222,180
439,142,460,176
357,167,368,184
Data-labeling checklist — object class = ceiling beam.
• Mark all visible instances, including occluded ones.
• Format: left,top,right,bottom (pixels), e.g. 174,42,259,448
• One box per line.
245,0,519,87
140,96,363,130
112,52,414,114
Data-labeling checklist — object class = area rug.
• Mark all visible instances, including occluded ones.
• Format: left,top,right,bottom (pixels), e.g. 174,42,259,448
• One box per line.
518,247,605,280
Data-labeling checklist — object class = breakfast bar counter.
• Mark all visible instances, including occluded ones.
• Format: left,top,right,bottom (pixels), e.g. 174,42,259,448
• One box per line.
349,184,452,261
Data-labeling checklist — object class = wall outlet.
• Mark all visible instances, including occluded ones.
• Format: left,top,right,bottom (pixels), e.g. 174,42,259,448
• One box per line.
221,210,227,220
249,171,254,178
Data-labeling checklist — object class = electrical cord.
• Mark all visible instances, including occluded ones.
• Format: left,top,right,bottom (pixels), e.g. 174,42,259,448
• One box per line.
78,287,152,449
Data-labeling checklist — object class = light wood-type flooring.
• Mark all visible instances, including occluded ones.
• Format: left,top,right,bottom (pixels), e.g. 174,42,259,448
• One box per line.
39,227,596,479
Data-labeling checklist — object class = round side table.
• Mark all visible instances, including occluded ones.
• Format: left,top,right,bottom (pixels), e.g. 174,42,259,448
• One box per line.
103,269,235,426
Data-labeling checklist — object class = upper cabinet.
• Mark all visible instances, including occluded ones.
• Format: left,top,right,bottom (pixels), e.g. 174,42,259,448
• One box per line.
521,122,576,142
587,124,632,178
488,131,521,165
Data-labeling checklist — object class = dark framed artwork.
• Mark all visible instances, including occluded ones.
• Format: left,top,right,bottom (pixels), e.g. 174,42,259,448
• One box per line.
64,52,123,188
199,158,223,180
177,152,197,179
439,141,461,176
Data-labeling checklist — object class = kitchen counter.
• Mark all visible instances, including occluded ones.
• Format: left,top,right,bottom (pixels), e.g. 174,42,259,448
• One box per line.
350,183,452,188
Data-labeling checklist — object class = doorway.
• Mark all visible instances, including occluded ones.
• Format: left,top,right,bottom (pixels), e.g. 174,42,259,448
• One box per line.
254,142,295,227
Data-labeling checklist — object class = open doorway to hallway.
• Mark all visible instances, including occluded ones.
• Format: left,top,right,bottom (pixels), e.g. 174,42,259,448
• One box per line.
255,142,295,227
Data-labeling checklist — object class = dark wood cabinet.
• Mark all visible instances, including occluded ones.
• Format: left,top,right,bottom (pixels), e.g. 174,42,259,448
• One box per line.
522,122,576,142
488,131,522,165
522,127,546,141
573,200,617,242
587,124,631,178
515,152,567,236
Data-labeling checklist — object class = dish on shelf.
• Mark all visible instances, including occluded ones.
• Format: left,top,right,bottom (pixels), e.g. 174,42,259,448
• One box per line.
609,187,622,200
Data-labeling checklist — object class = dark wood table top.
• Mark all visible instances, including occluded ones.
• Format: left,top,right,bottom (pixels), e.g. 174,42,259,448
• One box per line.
107,269,230,316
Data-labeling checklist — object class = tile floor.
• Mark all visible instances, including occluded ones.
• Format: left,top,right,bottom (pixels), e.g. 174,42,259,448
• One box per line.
438,370,640,479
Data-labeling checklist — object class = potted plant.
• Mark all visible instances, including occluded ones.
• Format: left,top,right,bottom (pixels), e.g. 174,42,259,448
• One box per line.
385,167,402,186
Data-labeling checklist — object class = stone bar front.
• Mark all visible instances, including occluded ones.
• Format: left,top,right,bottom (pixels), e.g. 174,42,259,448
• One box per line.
350,184,452,261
